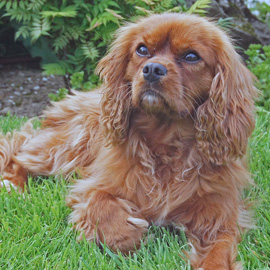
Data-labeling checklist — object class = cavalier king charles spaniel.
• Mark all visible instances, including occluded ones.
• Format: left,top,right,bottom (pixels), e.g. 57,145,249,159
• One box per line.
0,13,257,269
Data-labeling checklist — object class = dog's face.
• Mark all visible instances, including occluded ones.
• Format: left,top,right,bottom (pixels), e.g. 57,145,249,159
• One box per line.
124,15,216,116
98,13,256,164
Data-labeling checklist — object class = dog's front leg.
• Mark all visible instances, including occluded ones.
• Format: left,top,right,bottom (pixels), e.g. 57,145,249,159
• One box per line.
188,228,241,270
175,193,243,270
198,233,241,270
67,189,149,254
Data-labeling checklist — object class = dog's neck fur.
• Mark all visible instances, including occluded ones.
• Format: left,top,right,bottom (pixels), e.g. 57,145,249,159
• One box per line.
128,110,196,152
122,110,198,187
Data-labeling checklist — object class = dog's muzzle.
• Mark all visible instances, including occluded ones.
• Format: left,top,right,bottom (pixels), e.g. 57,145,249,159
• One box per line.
143,62,167,83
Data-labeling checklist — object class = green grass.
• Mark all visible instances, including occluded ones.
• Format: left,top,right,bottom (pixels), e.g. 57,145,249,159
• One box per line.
238,107,270,269
0,110,270,269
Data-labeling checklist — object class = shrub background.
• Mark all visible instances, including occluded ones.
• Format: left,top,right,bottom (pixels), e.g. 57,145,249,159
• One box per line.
1,0,269,109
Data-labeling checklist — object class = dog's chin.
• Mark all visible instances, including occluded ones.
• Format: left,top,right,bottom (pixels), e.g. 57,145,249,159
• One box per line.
140,90,167,113
138,90,193,119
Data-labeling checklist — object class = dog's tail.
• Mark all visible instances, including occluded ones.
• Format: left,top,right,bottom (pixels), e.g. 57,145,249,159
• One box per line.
0,121,36,190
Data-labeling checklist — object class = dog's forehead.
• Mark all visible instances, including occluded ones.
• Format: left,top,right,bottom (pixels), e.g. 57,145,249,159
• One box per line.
137,14,220,52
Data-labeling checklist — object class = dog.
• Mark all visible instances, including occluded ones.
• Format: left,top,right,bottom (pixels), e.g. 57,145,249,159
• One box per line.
0,13,257,269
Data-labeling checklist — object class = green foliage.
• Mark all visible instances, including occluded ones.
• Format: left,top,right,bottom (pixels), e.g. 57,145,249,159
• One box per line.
70,71,99,90
48,71,99,101
0,112,28,134
250,1,270,28
0,113,40,134
126,0,188,15
186,0,211,15
70,71,85,89
216,17,233,30
245,44,270,110
48,88,69,102
0,0,210,89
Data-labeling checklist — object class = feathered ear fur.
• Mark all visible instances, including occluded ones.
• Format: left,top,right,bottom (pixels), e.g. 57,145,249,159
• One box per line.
96,25,137,145
196,39,257,165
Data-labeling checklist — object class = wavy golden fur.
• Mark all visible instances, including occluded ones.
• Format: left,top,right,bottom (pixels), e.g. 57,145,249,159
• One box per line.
0,13,257,269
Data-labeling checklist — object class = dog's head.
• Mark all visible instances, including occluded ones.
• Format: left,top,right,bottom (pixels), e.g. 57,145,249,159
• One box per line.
97,13,257,164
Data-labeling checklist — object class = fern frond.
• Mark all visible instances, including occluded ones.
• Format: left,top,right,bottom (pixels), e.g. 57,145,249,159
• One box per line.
4,6,32,23
81,43,100,61
160,0,174,9
19,1,26,10
0,1,7,9
153,0,174,13
217,17,233,29
86,22,102,32
65,25,84,40
107,1,120,9
42,5,77,18
135,6,152,15
168,6,183,13
186,0,211,15
27,0,45,12
53,35,70,52
15,25,30,40
102,12,120,25
141,0,155,5
105,8,124,20
31,16,51,42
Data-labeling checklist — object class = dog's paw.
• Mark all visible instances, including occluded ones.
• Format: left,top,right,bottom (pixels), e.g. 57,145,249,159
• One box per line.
69,191,149,254
100,214,149,254
0,179,18,192
74,213,149,254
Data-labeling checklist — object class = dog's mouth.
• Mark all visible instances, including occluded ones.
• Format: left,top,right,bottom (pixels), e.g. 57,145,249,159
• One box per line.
140,90,168,112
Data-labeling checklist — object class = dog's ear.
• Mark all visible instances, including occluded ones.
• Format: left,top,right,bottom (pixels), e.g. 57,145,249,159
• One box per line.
195,41,257,165
96,25,136,145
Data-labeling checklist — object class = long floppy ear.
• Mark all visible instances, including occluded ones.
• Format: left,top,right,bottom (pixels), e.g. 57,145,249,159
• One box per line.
196,42,257,165
96,24,137,145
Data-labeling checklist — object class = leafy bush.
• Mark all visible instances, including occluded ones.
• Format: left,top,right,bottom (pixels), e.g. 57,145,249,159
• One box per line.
48,87,69,102
47,70,99,101
245,44,270,110
0,0,211,90
249,1,270,28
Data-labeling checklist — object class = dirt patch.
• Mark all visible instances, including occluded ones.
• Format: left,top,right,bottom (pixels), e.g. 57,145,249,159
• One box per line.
0,63,65,118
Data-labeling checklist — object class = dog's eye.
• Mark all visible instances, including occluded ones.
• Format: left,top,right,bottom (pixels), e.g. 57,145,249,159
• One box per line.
136,44,150,57
183,52,201,63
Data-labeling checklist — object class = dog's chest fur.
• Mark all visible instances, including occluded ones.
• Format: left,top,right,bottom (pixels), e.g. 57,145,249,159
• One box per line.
99,116,199,224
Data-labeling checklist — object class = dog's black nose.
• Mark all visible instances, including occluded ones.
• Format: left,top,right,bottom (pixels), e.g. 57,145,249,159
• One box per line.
143,62,167,83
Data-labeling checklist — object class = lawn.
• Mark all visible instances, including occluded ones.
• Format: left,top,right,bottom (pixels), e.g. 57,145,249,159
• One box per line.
0,109,270,270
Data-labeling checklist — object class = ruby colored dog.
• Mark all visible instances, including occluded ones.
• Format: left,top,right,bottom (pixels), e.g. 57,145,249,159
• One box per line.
0,13,257,269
